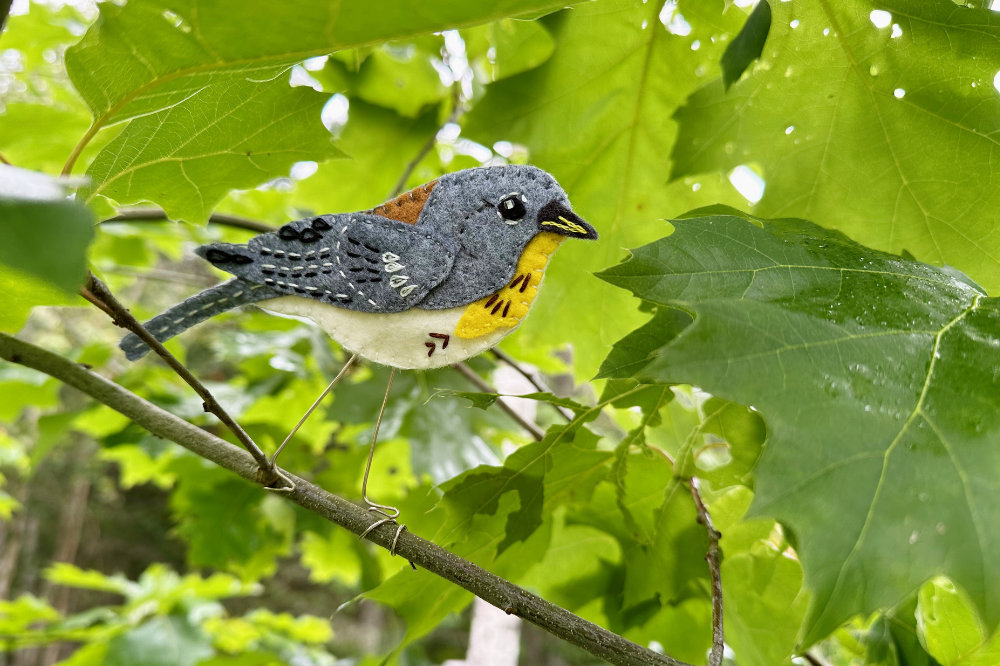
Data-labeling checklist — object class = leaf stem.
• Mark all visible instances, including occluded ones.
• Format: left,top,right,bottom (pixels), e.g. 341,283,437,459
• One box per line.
0,332,692,666
388,85,462,198
61,121,100,176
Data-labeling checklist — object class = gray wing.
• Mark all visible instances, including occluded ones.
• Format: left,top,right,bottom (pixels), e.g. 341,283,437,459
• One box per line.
197,213,457,313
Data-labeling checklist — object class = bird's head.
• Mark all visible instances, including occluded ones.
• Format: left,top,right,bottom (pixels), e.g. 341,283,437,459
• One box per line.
427,165,598,252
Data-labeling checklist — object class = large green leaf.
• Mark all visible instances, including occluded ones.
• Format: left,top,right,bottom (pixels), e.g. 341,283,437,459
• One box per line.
166,459,292,581
64,0,584,125
78,75,341,222
462,0,749,374
672,0,1000,293
65,0,585,218
599,208,1000,645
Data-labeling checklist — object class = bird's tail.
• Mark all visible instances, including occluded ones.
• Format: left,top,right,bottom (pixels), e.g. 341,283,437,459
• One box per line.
120,279,279,361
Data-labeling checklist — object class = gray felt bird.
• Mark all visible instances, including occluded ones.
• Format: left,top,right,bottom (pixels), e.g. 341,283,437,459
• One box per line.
120,165,596,549
121,165,596,368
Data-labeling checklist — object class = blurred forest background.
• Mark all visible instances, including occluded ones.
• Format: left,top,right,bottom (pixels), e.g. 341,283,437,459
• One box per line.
2,0,1000,665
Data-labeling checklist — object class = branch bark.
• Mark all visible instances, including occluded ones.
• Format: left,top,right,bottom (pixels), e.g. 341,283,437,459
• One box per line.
80,273,279,484
0,332,691,666
490,348,573,422
690,478,724,666
453,362,545,441
102,208,276,233
0,0,12,37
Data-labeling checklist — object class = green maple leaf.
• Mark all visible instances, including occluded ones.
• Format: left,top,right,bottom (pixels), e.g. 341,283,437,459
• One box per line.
65,0,586,220
599,207,1000,644
672,0,1000,293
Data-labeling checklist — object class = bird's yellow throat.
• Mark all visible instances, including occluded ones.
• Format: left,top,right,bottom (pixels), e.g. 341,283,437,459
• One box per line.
454,232,564,339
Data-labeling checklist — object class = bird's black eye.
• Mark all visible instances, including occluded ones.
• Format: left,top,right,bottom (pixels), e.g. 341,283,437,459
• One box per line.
497,193,527,223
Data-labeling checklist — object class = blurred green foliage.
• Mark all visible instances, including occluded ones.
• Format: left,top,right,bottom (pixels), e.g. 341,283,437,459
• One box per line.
1,0,998,664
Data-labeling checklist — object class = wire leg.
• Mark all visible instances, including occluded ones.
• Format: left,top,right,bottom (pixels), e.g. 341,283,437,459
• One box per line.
265,354,357,494
358,368,406,555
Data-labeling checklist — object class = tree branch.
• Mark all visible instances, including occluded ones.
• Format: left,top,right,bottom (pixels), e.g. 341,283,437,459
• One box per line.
389,85,462,198
0,332,690,666
80,273,278,483
453,362,545,441
802,652,829,666
102,208,276,233
0,0,12,37
490,348,573,422
689,478,724,666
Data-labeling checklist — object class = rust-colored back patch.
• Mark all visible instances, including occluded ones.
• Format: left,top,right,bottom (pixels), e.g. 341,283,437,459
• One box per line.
367,180,438,224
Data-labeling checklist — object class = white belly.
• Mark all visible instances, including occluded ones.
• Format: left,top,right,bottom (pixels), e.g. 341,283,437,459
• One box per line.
258,296,515,369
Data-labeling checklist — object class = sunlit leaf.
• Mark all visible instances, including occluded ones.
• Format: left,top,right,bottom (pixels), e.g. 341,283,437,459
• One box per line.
464,19,556,82
79,76,342,222
347,38,448,117
104,615,214,666
463,0,749,374
918,577,1000,666
45,563,134,596
64,0,588,216
0,595,61,634
673,0,1000,292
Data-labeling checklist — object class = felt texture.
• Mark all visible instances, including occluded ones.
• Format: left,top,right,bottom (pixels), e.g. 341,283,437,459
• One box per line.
416,165,595,309
367,180,438,224
197,213,457,313
455,231,564,338
259,297,509,370
120,165,599,369
120,279,280,360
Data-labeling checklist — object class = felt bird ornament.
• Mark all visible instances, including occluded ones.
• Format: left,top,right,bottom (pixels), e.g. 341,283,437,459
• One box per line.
121,165,596,550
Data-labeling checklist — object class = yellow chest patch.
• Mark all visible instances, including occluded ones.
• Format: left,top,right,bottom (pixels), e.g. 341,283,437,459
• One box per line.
454,232,564,339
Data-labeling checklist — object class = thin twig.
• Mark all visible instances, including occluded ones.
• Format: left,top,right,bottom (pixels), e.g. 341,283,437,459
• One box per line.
490,348,572,422
78,287,116,320
100,265,218,287
81,273,279,484
802,652,828,666
0,151,11,166
0,332,690,666
0,0,12,36
689,478,724,666
389,87,462,198
453,362,545,441
103,208,276,233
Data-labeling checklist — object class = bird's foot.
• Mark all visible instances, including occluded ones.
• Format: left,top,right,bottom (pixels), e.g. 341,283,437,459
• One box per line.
424,332,450,357
359,501,407,557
